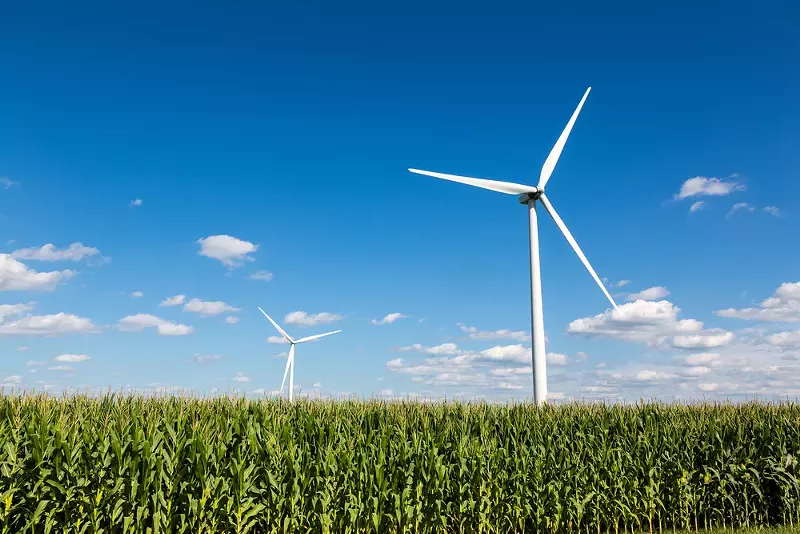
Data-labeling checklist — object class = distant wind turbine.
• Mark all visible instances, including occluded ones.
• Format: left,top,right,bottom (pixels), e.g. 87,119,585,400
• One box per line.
409,87,620,405
258,307,341,402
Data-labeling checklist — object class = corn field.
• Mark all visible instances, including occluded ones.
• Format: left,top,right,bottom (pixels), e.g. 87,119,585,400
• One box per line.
0,394,799,533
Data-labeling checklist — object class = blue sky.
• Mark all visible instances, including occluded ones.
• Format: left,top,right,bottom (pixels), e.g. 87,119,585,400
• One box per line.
1,1,798,401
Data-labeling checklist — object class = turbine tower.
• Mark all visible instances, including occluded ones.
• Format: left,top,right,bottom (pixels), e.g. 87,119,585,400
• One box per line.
258,307,341,402
409,87,620,405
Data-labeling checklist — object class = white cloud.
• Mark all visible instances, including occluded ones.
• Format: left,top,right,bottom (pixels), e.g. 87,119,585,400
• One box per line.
196,235,257,268
764,206,781,217
2,375,22,385
682,366,712,377
183,298,240,317
490,366,532,377
312,382,322,389
130,199,143,207
698,383,719,392
285,311,343,326
47,365,73,372
0,311,99,336
380,388,394,396
160,294,185,307
672,330,734,349
26,360,43,367
54,354,90,363
674,176,746,200
689,201,705,213
117,314,194,336
727,202,756,217
457,323,530,341
768,331,800,348
716,282,800,323
496,381,524,390
233,372,250,383
193,354,222,363
267,335,289,344
568,299,732,349
615,280,631,288
0,254,75,291
371,313,408,325
225,316,239,324
626,286,670,301
547,352,568,366
16,346,28,352
248,270,273,281
0,302,35,320
684,352,721,366
10,243,100,262
131,291,144,298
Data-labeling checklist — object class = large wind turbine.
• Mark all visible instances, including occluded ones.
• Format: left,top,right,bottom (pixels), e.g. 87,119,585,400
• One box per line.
258,307,341,402
409,87,619,405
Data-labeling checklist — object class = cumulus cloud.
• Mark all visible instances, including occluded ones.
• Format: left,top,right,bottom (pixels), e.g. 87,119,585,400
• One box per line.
225,316,239,324
625,286,670,301
196,235,257,268
0,307,99,336
47,365,73,372
248,270,273,281
716,282,800,323
371,313,408,325
117,314,194,336
689,201,705,213
380,388,394,396
131,291,144,298
54,354,90,363
267,335,289,344
285,311,343,326
183,298,240,317
764,206,782,217
615,280,631,288
672,330,735,349
768,331,800,348
233,372,250,383
568,299,733,349
130,199,143,207
674,176,746,200
0,254,75,291
10,243,100,262
160,295,185,307
547,352,568,365
457,323,530,341
683,352,721,366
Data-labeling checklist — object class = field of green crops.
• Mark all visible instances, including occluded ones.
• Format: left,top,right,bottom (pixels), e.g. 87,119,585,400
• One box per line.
0,394,799,533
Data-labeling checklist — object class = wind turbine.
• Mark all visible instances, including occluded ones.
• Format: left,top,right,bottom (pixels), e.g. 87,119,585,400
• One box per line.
408,87,620,405
258,307,341,402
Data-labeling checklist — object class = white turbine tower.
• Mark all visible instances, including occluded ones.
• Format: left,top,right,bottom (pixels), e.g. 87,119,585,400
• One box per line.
258,307,341,402
409,87,620,405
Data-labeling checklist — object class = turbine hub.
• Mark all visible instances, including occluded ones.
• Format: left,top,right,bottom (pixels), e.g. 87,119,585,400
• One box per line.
518,188,542,204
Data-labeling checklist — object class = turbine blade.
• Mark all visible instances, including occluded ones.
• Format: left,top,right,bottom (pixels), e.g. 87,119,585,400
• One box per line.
538,87,591,190
280,345,294,393
258,307,295,343
538,193,620,311
409,168,536,195
295,330,342,344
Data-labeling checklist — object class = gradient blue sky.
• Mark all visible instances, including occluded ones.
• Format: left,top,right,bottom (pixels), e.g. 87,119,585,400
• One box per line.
1,1,798,401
